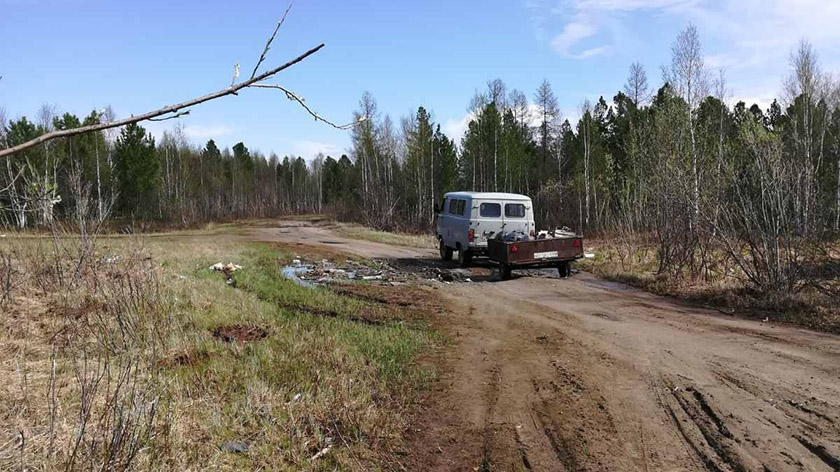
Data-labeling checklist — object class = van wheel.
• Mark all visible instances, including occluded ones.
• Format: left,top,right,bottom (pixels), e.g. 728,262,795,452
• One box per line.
439,240,453,261
458,248,472,267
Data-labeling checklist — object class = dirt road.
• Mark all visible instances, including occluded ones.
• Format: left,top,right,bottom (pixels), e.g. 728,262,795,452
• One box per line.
253,221,840,471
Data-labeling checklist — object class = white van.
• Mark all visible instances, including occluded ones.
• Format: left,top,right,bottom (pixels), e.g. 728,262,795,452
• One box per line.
435,192,535,266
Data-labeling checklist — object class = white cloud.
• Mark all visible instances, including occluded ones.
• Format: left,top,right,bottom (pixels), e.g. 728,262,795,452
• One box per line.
443,112,474,143
183,124,233,140
528,0,840,104
560,106,581,127
660,0,840,102
575,45,612,59
550,21,596,54
290,140,344,160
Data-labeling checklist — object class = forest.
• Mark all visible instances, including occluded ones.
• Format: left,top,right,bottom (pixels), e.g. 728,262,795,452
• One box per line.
2,26,839,293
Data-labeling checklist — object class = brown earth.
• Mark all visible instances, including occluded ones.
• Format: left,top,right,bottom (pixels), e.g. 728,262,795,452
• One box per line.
251,220,840,472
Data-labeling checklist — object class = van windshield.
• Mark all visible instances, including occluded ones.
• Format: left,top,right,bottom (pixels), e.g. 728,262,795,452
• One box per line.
479,202,501,217
505,203,526,218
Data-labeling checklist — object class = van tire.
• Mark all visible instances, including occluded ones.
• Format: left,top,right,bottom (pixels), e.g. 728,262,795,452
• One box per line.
439,239,453,261
458,248,472,267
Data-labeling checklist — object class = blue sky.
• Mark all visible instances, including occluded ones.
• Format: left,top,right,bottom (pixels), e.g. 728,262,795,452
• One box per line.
2,0,840,159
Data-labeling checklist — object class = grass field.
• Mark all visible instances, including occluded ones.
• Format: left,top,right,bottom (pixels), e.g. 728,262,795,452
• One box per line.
0,230,439,471
333,223,437,249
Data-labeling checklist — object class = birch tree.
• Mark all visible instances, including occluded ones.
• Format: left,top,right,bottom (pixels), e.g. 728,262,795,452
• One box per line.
664,23,708,223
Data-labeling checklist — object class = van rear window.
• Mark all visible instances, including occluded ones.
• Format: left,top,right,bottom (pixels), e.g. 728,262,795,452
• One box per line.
505,203,526,218
479,203,501,217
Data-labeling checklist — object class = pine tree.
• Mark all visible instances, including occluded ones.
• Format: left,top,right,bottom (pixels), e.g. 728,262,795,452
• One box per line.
114,123,157,218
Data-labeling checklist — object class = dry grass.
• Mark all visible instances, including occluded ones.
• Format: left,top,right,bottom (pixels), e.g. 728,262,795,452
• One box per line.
0,229,439,471
578,235,840,334
333,223,436,249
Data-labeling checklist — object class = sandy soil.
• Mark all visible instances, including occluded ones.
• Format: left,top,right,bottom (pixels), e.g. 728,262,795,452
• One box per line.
251,220,840,472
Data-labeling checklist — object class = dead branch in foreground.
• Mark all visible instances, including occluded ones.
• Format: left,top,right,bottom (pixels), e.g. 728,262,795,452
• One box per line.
0,7,347,159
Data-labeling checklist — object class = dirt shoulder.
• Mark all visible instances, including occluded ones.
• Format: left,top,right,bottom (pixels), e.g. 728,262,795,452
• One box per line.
247,219,840,472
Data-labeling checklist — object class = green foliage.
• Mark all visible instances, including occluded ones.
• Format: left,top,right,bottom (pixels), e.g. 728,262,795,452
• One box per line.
114,122,157,217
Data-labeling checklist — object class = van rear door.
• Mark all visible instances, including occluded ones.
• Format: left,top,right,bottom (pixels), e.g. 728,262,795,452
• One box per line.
502,200,531,236
473,199,504,246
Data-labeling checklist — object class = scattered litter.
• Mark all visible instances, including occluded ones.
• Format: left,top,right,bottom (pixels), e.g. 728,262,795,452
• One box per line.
220,440,248,454
280,257,409,286
212,261,244,285
762,317,770,322
584,253,595,259
291,393,302,403
211,262,243,273
177,274,188,280
282,264,313,287
103,256,119,264
310,445,333,461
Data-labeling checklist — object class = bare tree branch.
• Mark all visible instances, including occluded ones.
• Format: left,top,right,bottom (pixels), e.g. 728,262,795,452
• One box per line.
147,110,191,122
0,166,24,194
250,83,363,130
0,43,325,159
250,3,294,80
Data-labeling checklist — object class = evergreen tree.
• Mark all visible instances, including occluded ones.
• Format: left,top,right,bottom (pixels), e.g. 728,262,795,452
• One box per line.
114,123,157,217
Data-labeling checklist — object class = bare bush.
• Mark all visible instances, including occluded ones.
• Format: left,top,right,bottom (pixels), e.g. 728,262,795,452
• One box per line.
715,118,804,292
1,227,173,471
64,350,165,472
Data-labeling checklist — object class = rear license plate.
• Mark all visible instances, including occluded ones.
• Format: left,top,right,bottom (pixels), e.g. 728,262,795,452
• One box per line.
534,251,558,259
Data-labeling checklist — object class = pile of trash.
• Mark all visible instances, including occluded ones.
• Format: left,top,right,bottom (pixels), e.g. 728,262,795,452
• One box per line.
281,257,407,287
211,262,243,274
432,267,474,283
491,226,577,242
211,261,243,285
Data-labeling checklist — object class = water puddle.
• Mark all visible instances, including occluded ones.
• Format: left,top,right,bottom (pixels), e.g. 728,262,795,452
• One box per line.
281,262,314,288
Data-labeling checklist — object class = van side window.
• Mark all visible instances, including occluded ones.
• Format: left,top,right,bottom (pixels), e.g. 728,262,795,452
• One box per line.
505,203,526,218
442,198,449,213
449,199,465,216
479,202,501,217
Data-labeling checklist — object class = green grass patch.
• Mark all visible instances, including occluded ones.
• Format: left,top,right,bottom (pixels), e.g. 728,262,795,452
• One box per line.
334,223,436,249
164,241,437,470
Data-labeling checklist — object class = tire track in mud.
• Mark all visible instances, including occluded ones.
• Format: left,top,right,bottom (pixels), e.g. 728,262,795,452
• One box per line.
706,364,840,471
711,365,839,432
478,362,502,472
663,379,750,472
526,332,642,472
